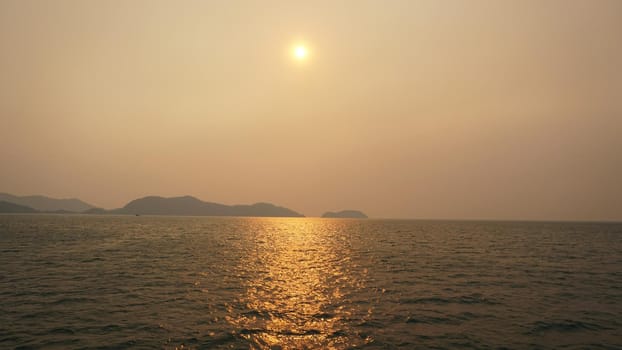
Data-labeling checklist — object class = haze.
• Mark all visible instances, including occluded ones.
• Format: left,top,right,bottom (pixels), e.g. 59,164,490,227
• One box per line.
1,0,621,220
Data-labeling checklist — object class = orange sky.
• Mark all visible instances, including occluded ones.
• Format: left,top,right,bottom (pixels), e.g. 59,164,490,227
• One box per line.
1,0,621,220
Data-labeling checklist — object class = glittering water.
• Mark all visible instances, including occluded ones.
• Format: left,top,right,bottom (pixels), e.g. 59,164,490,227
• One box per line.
1,215,621,349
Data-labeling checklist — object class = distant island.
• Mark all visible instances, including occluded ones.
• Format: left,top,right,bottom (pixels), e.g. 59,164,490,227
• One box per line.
0,193,94,212
0,193,371,219
0,193,304,218
322,210,368,218
0,200,38,213
102,195,304,217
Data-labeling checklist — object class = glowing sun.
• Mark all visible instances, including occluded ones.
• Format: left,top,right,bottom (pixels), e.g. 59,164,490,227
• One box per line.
292,44,309,60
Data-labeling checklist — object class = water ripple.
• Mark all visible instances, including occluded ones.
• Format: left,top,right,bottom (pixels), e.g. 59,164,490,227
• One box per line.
0,216,621,349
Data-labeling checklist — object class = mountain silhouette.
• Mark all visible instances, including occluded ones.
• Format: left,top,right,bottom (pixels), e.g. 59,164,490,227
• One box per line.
0,200,38,213
0,193,94,212
322,210,368,218
107,195,304,217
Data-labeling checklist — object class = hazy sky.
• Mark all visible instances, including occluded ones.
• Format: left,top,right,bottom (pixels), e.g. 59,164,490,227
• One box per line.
1,0,621,220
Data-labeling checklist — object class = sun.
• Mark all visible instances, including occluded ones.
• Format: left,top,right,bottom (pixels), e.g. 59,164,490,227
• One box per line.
292,44,309,61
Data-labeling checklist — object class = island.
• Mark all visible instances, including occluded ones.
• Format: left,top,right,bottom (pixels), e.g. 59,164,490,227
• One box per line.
0,200,38,213
321,210,368,218
0,193,94,212
0,193,305,217
104,195,305,217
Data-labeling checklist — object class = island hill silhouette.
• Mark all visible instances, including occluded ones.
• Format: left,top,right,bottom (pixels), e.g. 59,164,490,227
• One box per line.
0,200,38,213
97,195,305,217
0,193,369,218
0,192,94,212
322,210,368,218
0,193,305,217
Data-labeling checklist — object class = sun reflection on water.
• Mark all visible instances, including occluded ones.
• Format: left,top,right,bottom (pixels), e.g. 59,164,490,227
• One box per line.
227,219,371,349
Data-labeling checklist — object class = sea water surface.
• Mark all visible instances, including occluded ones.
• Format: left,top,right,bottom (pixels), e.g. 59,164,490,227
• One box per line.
0,215,621,349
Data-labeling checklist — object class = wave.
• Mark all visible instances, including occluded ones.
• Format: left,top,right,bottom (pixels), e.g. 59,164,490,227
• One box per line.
526,320,612,334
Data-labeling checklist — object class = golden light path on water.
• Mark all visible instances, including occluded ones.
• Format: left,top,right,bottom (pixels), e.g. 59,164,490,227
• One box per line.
226,219,373,349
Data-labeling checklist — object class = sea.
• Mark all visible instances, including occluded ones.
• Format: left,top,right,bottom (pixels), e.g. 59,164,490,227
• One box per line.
1,215,621,349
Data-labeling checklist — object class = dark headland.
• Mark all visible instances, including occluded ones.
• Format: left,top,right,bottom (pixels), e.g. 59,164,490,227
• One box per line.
0,200,38,213
0,193,94,212
322,210,368,218
0,193,304,217
104,195,304,217
1,193,371,219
